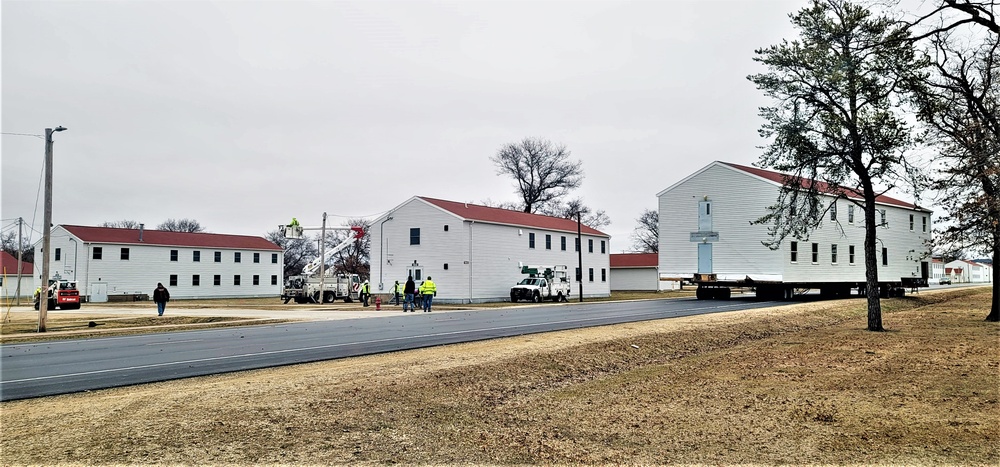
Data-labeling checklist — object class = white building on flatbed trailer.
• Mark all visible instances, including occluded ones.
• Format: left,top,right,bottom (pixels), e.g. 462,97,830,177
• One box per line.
370,196,611,303
657,161,932,298
35,225,283,301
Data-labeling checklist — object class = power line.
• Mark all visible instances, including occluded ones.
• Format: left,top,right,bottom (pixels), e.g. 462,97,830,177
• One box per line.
1,132,43,139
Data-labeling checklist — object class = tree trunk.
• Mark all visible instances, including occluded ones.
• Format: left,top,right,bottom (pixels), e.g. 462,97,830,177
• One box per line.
987,225,999,322
863,196,884,331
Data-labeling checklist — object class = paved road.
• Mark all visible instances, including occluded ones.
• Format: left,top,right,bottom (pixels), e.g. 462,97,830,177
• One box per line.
1,297,786,401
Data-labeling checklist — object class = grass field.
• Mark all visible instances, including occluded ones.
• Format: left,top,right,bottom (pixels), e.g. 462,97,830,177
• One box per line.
1,288,996,465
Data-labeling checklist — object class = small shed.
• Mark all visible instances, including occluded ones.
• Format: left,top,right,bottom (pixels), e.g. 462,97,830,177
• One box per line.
610,253,677,291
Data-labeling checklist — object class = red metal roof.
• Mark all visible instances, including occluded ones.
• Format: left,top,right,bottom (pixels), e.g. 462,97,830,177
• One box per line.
610,253,658,268
1,251,33,275
720,162,925,211
418,197,609,237
61,225,282,251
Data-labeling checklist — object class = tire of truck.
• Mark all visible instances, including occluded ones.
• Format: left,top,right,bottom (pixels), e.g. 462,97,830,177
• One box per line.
343,297,353,303
294,296,308,304
323,291,335,303
510,292,517,303
533,291,541,303
719,287,731,300
555,292,563,302
283,296,292,304
696,287,706,300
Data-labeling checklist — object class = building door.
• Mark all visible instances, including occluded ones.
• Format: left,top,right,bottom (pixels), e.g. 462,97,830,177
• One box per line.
921,261,929,280
698,243,713,274
698,200,713,231
90,282,108,303
407,267,423,282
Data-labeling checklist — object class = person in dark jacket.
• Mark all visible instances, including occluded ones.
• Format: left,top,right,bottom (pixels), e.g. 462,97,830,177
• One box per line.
403,276,416,312
153,283,170,316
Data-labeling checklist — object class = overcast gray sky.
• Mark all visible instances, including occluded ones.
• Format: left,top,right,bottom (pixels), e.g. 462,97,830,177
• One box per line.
3,0,805,250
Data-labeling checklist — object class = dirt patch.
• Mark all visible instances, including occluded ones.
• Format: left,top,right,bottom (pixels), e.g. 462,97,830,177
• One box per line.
1,288,996,465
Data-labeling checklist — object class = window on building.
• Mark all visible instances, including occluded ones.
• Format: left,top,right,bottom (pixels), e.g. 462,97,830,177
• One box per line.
192,275,200,286
588,239,594,253
170,250,178,261
253,275,260,286
848,205,855,224
830,202,837,221
545,234,551,250
601,268,607,282
55,248,61,261
882,248,888,266
169,274,178,287
214,275,221,286
253,253,260,263
410,228,420,245
215,251,222,262
234,252,241,263
601,240,606,254
272,253,278,264
234,275,241,286
193,250,200,262
790,242,798,263
909,214,914,231
121,248,130,260
922,216,927,233
811,243,819,264
588,268,594,282
271,275,278,285
90,247,103,260
529,232,535,249
880,209,887,227
575,267,581,281
831,244,838,264
561,236,567,251
575,238,580,252
444,225,449,232
443,263,449,270
849,245,856,264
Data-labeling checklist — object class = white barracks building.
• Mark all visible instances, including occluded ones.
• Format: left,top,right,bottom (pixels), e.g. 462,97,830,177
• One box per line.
36,225,283,301
370,196,612,303
658,161,932,296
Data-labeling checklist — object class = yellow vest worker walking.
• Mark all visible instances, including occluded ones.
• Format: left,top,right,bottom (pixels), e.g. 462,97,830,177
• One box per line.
361,280,371,307
419,277,437,312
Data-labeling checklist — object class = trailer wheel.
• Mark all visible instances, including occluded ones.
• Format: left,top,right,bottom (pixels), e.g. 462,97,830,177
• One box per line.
696,287,707,300
719,288,731,300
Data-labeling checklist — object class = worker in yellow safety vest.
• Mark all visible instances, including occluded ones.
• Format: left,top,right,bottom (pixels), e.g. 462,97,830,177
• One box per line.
392,280,402,306
360,280,371,307
419,276,437,312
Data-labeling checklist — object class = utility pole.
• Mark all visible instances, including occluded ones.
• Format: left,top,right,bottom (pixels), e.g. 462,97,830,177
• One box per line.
39,126,66,333
15,217,23,306
577,213,583,302
318,212,327,303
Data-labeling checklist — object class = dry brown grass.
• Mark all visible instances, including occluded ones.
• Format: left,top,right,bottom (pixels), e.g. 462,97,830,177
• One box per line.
1,288,996,465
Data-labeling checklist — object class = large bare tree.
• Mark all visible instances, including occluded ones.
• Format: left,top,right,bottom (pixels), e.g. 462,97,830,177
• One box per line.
630,209,659,253
491,137,584,214
326,218,371,279
157,218,205,233
100,220,142,229
910,30,999,321
909,0,999,39
265,229,318,278
748,0,925,331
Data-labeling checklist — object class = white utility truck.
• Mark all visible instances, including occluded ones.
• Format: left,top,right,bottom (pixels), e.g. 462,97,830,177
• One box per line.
279,219,365,304
510,265,571,303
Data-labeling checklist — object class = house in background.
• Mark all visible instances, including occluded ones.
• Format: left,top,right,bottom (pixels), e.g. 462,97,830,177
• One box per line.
945,259,992,283
34,225,283,301
657,161,933,293
369,196,612,303
609,253,678,291
0,251,35,299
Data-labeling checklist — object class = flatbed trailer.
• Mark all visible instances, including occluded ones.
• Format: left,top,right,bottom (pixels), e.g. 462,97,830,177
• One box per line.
691,273,928,300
